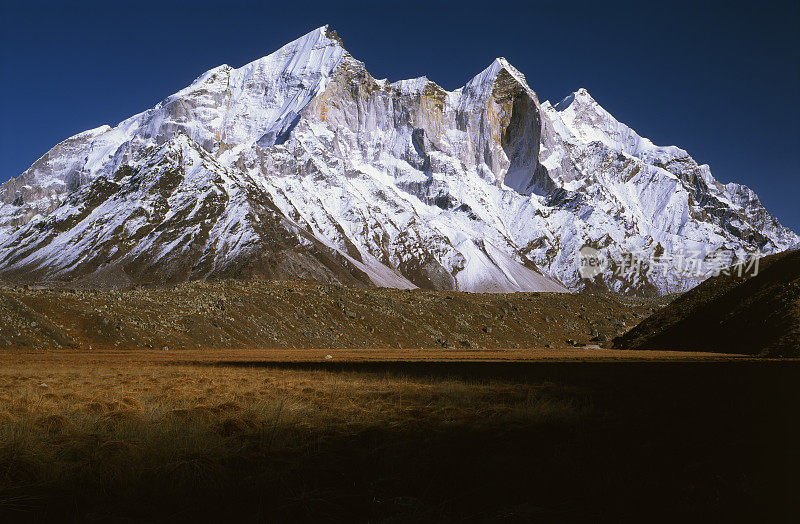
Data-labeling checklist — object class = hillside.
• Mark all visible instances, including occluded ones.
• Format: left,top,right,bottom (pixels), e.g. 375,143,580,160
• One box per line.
0,280,665,351
614,250,800,356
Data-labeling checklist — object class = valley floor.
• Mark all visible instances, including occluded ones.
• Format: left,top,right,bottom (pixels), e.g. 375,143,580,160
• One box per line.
0,350,796,522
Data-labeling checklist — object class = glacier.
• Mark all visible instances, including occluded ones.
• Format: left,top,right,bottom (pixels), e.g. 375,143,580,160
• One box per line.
0,26,796,293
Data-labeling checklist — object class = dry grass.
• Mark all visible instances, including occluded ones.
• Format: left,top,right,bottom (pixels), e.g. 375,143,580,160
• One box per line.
0,351,588,521
0,350,794,522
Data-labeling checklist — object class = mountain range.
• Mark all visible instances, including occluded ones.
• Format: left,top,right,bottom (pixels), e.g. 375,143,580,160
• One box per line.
0,26,796,293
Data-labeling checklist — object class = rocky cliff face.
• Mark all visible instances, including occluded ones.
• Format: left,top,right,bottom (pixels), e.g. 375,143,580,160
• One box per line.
0,26,795,292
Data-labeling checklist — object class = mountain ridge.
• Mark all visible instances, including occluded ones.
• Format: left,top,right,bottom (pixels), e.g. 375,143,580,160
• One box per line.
0,26,796,293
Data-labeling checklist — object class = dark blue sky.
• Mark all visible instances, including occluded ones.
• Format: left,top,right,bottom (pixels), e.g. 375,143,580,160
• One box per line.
2,0,798,231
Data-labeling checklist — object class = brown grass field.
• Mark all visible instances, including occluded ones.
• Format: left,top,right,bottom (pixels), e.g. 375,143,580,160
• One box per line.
0,349,797,522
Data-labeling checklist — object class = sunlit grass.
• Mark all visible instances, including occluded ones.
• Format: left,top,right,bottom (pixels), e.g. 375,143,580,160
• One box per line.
0,353,589,519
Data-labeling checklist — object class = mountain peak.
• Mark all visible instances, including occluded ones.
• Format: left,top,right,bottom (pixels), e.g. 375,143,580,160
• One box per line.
462,56,532,100
554,88,595,111
1,29,796,295
233,25,346,79
485,57,526,83
322,25,345,47
491,56,510,69
293,25,340,47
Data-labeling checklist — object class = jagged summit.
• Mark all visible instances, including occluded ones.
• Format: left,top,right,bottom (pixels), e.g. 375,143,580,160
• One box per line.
188,25,343,85
462,57,532,96
0,28,796,293
547,86,679,159
483,57,521,78
553,88,593,111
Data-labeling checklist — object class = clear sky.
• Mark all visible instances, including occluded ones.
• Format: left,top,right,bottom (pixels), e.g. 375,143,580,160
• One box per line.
1,0,798,231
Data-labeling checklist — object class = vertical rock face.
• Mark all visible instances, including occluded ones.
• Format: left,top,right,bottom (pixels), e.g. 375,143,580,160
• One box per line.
0,26,795,293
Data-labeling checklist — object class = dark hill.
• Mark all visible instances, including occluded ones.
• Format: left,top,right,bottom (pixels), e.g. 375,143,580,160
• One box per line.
614,250,800,356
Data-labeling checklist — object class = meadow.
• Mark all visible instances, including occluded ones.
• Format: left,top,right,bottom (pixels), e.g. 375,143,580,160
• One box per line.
0,350,796,522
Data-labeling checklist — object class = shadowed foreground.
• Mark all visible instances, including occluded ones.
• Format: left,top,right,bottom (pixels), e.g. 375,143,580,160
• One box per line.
0,351,797,522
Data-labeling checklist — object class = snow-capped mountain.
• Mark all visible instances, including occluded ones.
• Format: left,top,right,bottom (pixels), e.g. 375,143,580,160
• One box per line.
0,26,796,293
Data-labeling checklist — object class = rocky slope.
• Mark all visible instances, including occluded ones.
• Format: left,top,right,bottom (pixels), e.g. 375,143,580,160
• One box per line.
0,26,796,293
614,250,800,356
0,280,666,351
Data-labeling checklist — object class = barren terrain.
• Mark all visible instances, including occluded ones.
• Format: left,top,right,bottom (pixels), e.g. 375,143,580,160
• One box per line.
0,280,670,352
